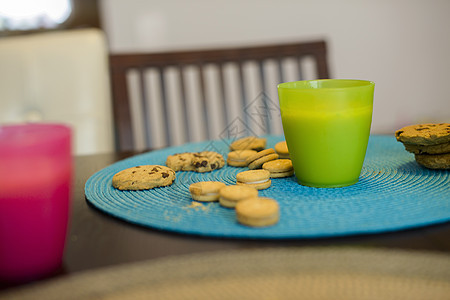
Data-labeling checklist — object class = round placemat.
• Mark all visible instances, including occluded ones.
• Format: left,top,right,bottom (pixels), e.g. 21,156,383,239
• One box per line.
85,135,450,238
2,248,449,299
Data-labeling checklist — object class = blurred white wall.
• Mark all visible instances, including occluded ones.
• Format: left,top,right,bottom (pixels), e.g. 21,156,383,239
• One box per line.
99,0,450,135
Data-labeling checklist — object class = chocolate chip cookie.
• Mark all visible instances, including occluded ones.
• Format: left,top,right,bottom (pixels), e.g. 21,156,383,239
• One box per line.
415,153,450,169
166,151,224,173
192,151,225,172
166,152,195,171
112,165,176,190
395,123,450,145
403,142,450,155
395,123,450,169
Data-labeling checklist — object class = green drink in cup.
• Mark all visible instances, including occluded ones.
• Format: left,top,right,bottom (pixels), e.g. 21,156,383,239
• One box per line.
277,79,375,188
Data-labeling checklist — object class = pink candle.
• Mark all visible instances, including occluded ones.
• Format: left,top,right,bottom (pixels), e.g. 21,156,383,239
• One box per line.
0,123,72,283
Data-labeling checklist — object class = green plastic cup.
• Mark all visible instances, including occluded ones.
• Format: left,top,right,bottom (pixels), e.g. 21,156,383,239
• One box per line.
278,79,375,188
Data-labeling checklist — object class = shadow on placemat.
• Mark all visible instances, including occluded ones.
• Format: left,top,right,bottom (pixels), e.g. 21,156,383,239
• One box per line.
2,247,449,299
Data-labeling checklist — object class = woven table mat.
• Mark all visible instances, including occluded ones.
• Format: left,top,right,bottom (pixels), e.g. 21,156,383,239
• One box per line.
85,135,450,238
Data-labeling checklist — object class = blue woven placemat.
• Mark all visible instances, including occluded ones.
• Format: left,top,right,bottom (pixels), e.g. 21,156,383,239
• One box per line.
85,135,450,239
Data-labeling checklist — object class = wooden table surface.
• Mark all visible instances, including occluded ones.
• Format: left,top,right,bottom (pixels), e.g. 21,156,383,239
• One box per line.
2,151,449,290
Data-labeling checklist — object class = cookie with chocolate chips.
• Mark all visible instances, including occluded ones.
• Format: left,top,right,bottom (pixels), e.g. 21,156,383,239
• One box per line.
395,123,450,170
166,151,225,173
192,151,225,172
403,142,450,155
395,123,450,145
414,153,450,169
112,165,175,190
166,152,195,171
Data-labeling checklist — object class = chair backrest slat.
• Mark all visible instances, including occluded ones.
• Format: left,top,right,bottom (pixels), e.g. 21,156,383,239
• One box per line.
177,65,191,144
138,68,152,148
276,57,285,85
110,40,330,151
236,60,250,136
258,60,271,134
217,63,229,131
197,63,210,140
296,57,304,81
157,66,172,147
111,65,133,151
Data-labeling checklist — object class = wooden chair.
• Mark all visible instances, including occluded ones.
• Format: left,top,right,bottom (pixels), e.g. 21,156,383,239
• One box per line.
109,40,330,151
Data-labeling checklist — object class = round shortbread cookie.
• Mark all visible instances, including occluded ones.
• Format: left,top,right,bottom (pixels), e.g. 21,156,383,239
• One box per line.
236,180,272,190
414,153,450,169
262,159,294,178
236,169,271,183
262,159,293,172
219,185,259,208
248,153,279,170
236,169,271,190
245,148,276,165
112,165,175,190
189,181,226,202
235,197,279,227
268,170,294,178
274,141,289,158
229,136,267,151
227,150,257,167
395,123,450,146
246,149,279,170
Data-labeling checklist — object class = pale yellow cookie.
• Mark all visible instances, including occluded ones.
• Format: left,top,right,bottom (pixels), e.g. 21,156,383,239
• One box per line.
235,197,279,227
230,136,266,151
218,185,258,208
274,141,289,159
248,153,279,170
189,181,226,202
246,148,279,170
112,165,175,190
227,150,257,167
236,169,271,190
262,159,294,178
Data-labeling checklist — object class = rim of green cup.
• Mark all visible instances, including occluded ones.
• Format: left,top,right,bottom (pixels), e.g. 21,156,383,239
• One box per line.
277,79,375,90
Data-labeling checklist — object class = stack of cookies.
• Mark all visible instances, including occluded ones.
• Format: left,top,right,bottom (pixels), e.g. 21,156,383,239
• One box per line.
395,123,450,169
228,137,293,178
245,149,279,170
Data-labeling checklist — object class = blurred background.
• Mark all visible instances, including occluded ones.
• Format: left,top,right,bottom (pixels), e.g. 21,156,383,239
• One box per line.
1,0,449,153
